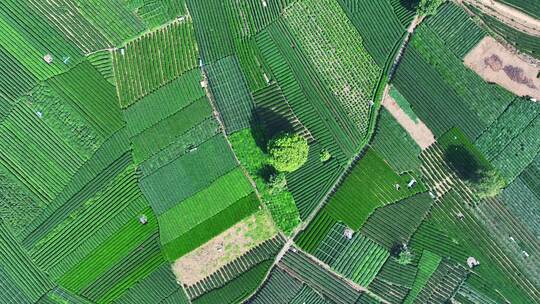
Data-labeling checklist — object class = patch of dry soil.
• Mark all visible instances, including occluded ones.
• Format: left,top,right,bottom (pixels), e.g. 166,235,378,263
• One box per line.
464,36,540,100
381,86,436,150
172,210,277,286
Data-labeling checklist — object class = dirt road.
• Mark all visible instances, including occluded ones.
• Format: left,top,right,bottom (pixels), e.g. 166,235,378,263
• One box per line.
461,0,540,37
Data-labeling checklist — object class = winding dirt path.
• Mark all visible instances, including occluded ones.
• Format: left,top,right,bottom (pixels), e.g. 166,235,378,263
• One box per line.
460,0,540,37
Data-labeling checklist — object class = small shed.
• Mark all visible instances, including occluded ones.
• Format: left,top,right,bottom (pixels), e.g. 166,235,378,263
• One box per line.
139,214,148,225
343,228,354,240
43,54,53,64
407,179,416,188
467,256,479,268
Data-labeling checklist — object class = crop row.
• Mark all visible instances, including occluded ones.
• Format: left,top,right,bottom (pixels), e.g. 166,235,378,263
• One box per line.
206,55,255,133
162,193,260,261
131,96,212,163
159,168,253,240
279,248,363,304
0,222,54,302
424,3,486,58
113,19,198,107
324,149,424,230
139,134,239,214
0,0,83,80
332,233,389,287
361,193,434,250
370,108,422,174
412,25,513,127
0,102,86,204
187,235,285,299
283,0,380,138
124,68,205,138
337,0,408,66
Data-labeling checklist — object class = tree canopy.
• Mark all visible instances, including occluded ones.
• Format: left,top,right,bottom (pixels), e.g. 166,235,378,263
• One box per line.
267,133,309,173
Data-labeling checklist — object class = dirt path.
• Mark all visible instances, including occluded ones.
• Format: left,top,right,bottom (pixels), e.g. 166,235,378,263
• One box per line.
381,86,436,150
460,0,540,37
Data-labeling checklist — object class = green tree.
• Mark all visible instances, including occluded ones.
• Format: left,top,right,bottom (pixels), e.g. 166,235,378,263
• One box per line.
267,133,309,173
320,149,331,162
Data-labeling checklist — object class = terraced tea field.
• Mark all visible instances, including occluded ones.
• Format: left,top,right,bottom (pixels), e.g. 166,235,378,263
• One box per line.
0,1,538,303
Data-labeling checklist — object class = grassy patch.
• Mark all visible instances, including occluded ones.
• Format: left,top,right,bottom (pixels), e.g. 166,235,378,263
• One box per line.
229,129,300,234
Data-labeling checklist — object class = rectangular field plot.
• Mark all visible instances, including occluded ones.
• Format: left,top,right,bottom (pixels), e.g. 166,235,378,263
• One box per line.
113,19,199,107
158,168,253,239
131,96,213,163
162,192,260,260
124,69,205,138
324,149,425,230
282,0,381,137
139,135,239,214
206,56,255,133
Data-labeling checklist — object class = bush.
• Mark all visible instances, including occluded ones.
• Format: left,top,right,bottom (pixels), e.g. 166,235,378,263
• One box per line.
267,133,309,173
320,149,331,162
268,173,287,195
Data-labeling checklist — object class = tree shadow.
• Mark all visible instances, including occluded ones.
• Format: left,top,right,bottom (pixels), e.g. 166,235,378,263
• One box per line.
250,106,294,153
443,145,484,183
399,0,420,10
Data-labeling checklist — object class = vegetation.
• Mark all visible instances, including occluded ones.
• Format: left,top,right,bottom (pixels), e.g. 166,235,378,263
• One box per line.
0,1,539,303
440,128,506,198
267,133,309,173
324,149,425,229
229,129,300,234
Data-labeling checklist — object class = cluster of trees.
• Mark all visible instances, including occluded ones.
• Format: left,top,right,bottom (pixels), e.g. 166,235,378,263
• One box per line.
399,0,446,15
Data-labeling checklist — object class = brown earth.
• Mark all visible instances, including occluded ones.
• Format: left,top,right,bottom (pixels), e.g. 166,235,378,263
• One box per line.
171,209,277,286
464,36,540,100
381,86,436,150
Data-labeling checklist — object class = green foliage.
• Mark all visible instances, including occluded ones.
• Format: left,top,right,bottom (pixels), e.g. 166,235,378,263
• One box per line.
268,173,287,195
230,130,300,234
268,133,309,173
418,0,445,15
319,149,331,162
397,249,414,265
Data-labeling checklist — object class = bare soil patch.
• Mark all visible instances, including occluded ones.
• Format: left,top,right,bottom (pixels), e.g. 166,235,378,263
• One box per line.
381,86,436,150
172,210,277,286
464,36,540,99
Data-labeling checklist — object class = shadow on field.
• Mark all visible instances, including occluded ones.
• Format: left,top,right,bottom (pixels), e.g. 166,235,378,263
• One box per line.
250,107,294,153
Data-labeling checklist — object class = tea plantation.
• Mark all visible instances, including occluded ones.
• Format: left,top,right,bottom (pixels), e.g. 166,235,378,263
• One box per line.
0,0,538,303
